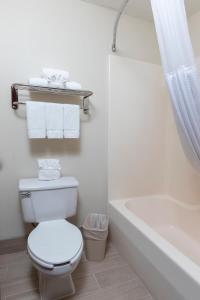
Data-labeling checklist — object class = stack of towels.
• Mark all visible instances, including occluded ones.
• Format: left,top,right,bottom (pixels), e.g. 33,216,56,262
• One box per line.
26,101,80,139
29,68,82,90
38,159,61,181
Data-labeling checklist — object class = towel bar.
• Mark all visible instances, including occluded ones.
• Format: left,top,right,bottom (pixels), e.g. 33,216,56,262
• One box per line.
11,83,93,114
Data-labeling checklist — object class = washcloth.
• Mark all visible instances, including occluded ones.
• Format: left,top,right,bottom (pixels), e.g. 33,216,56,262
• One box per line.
63,104,80,139
28,78,48,87
45,103,64,139
26,101,46,139
42,68,70,83
66,81,82,90
38,159,61,170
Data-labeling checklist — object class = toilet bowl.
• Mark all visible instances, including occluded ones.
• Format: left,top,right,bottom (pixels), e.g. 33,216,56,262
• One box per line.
28,219,83,275
19,176,83,299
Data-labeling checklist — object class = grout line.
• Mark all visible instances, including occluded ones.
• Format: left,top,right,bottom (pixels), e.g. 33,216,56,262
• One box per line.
92,273,102,289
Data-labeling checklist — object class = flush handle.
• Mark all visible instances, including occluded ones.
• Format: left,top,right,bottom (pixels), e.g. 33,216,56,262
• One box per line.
20,191,31,198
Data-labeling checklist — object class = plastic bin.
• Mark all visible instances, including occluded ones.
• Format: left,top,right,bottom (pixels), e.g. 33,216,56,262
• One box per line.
82,214,109,261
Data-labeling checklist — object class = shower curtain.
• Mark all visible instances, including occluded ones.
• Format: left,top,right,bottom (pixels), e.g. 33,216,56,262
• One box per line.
151,0,200,171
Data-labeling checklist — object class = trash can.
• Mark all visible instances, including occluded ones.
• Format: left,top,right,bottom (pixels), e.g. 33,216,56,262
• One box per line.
82,214,109,261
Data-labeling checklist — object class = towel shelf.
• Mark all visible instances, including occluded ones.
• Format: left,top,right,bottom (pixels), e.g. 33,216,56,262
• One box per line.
11,83,93,113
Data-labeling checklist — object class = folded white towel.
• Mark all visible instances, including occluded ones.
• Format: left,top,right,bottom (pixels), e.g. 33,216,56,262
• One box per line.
28,78,48,87
38,169,61,181
46,103,63,139
48,81,65,89
66,81,82,90
63,104,80,139
26,101,46,139
42,68,70,83
38,159,61,170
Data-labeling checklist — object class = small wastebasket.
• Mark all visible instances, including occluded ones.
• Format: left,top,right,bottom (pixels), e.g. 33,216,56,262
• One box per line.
82,214,109,262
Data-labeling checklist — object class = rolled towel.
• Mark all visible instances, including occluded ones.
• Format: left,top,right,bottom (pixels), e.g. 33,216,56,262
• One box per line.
38,169,61,181
65,81,82,90
28,78,48,87
38,159,61,170
42,68,70,83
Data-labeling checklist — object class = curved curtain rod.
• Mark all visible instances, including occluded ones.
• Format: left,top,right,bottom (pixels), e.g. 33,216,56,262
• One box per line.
112,0,131,52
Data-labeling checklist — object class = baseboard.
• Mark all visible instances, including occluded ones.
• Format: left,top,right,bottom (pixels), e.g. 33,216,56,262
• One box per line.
0,237,26,255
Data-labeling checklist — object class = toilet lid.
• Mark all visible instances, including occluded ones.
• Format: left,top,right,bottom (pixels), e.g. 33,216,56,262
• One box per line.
28,219,83,265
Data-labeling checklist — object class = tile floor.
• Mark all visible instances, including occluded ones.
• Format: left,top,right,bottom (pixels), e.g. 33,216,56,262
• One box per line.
0,243,154,300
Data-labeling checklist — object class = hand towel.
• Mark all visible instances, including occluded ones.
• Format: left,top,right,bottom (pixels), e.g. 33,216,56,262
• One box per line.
66,81,82,90
38,169,61,181
28,78,48,87
26,101,46,139
42,68,70,83
45,103,64,139
38,159,61,170
63,104,80,139
48,81,65,89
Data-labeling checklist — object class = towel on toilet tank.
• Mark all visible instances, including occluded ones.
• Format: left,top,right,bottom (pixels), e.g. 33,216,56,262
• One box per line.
38,159,61,181
38,159,61,170
38,169,61,181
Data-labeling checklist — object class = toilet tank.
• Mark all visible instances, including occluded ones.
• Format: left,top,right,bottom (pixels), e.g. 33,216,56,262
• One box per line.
19,177,79,223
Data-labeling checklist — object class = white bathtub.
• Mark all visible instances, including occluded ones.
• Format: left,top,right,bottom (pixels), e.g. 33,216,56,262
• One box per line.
109,195,200,300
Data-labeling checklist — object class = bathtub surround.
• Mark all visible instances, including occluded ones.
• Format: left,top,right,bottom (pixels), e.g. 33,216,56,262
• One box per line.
0,0,160,240
108,55,167,200
108,54,200,205
108,55,200,300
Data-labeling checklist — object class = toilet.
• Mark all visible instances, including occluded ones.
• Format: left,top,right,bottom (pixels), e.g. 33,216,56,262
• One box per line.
19,176,83,300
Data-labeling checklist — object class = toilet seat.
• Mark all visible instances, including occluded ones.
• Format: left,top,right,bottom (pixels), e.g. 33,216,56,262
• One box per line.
28,219,83,267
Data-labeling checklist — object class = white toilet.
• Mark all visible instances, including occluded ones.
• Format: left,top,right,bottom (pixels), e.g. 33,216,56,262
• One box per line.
19,176,83,300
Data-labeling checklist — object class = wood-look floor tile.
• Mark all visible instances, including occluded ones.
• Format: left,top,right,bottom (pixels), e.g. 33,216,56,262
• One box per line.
73,253,127,279
0,251,29,267
73,275,100,296
105,242,118,257
5,289,40,300
94,265,138,288
67,279,152,300
1,277,38,299
3,261,36,283
0,244,155,300
0,266,7,282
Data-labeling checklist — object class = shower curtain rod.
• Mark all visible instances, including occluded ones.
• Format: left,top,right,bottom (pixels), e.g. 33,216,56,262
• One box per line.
112,0,130,52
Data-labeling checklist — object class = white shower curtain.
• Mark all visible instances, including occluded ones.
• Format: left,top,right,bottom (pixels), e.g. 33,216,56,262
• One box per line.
151,0,200,171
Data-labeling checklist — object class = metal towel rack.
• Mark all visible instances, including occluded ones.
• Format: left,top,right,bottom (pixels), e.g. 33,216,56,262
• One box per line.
11,83,93,114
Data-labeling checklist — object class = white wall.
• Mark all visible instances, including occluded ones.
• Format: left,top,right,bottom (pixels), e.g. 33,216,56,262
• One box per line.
0,0,160,240
189,10,200,58
165,102,200,205
108,55,200,204
108,55,167,200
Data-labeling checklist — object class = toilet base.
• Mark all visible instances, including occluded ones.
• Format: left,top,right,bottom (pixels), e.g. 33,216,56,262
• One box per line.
38,271,75,300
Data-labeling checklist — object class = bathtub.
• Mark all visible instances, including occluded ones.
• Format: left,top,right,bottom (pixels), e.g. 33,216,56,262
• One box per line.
109,195,200,300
